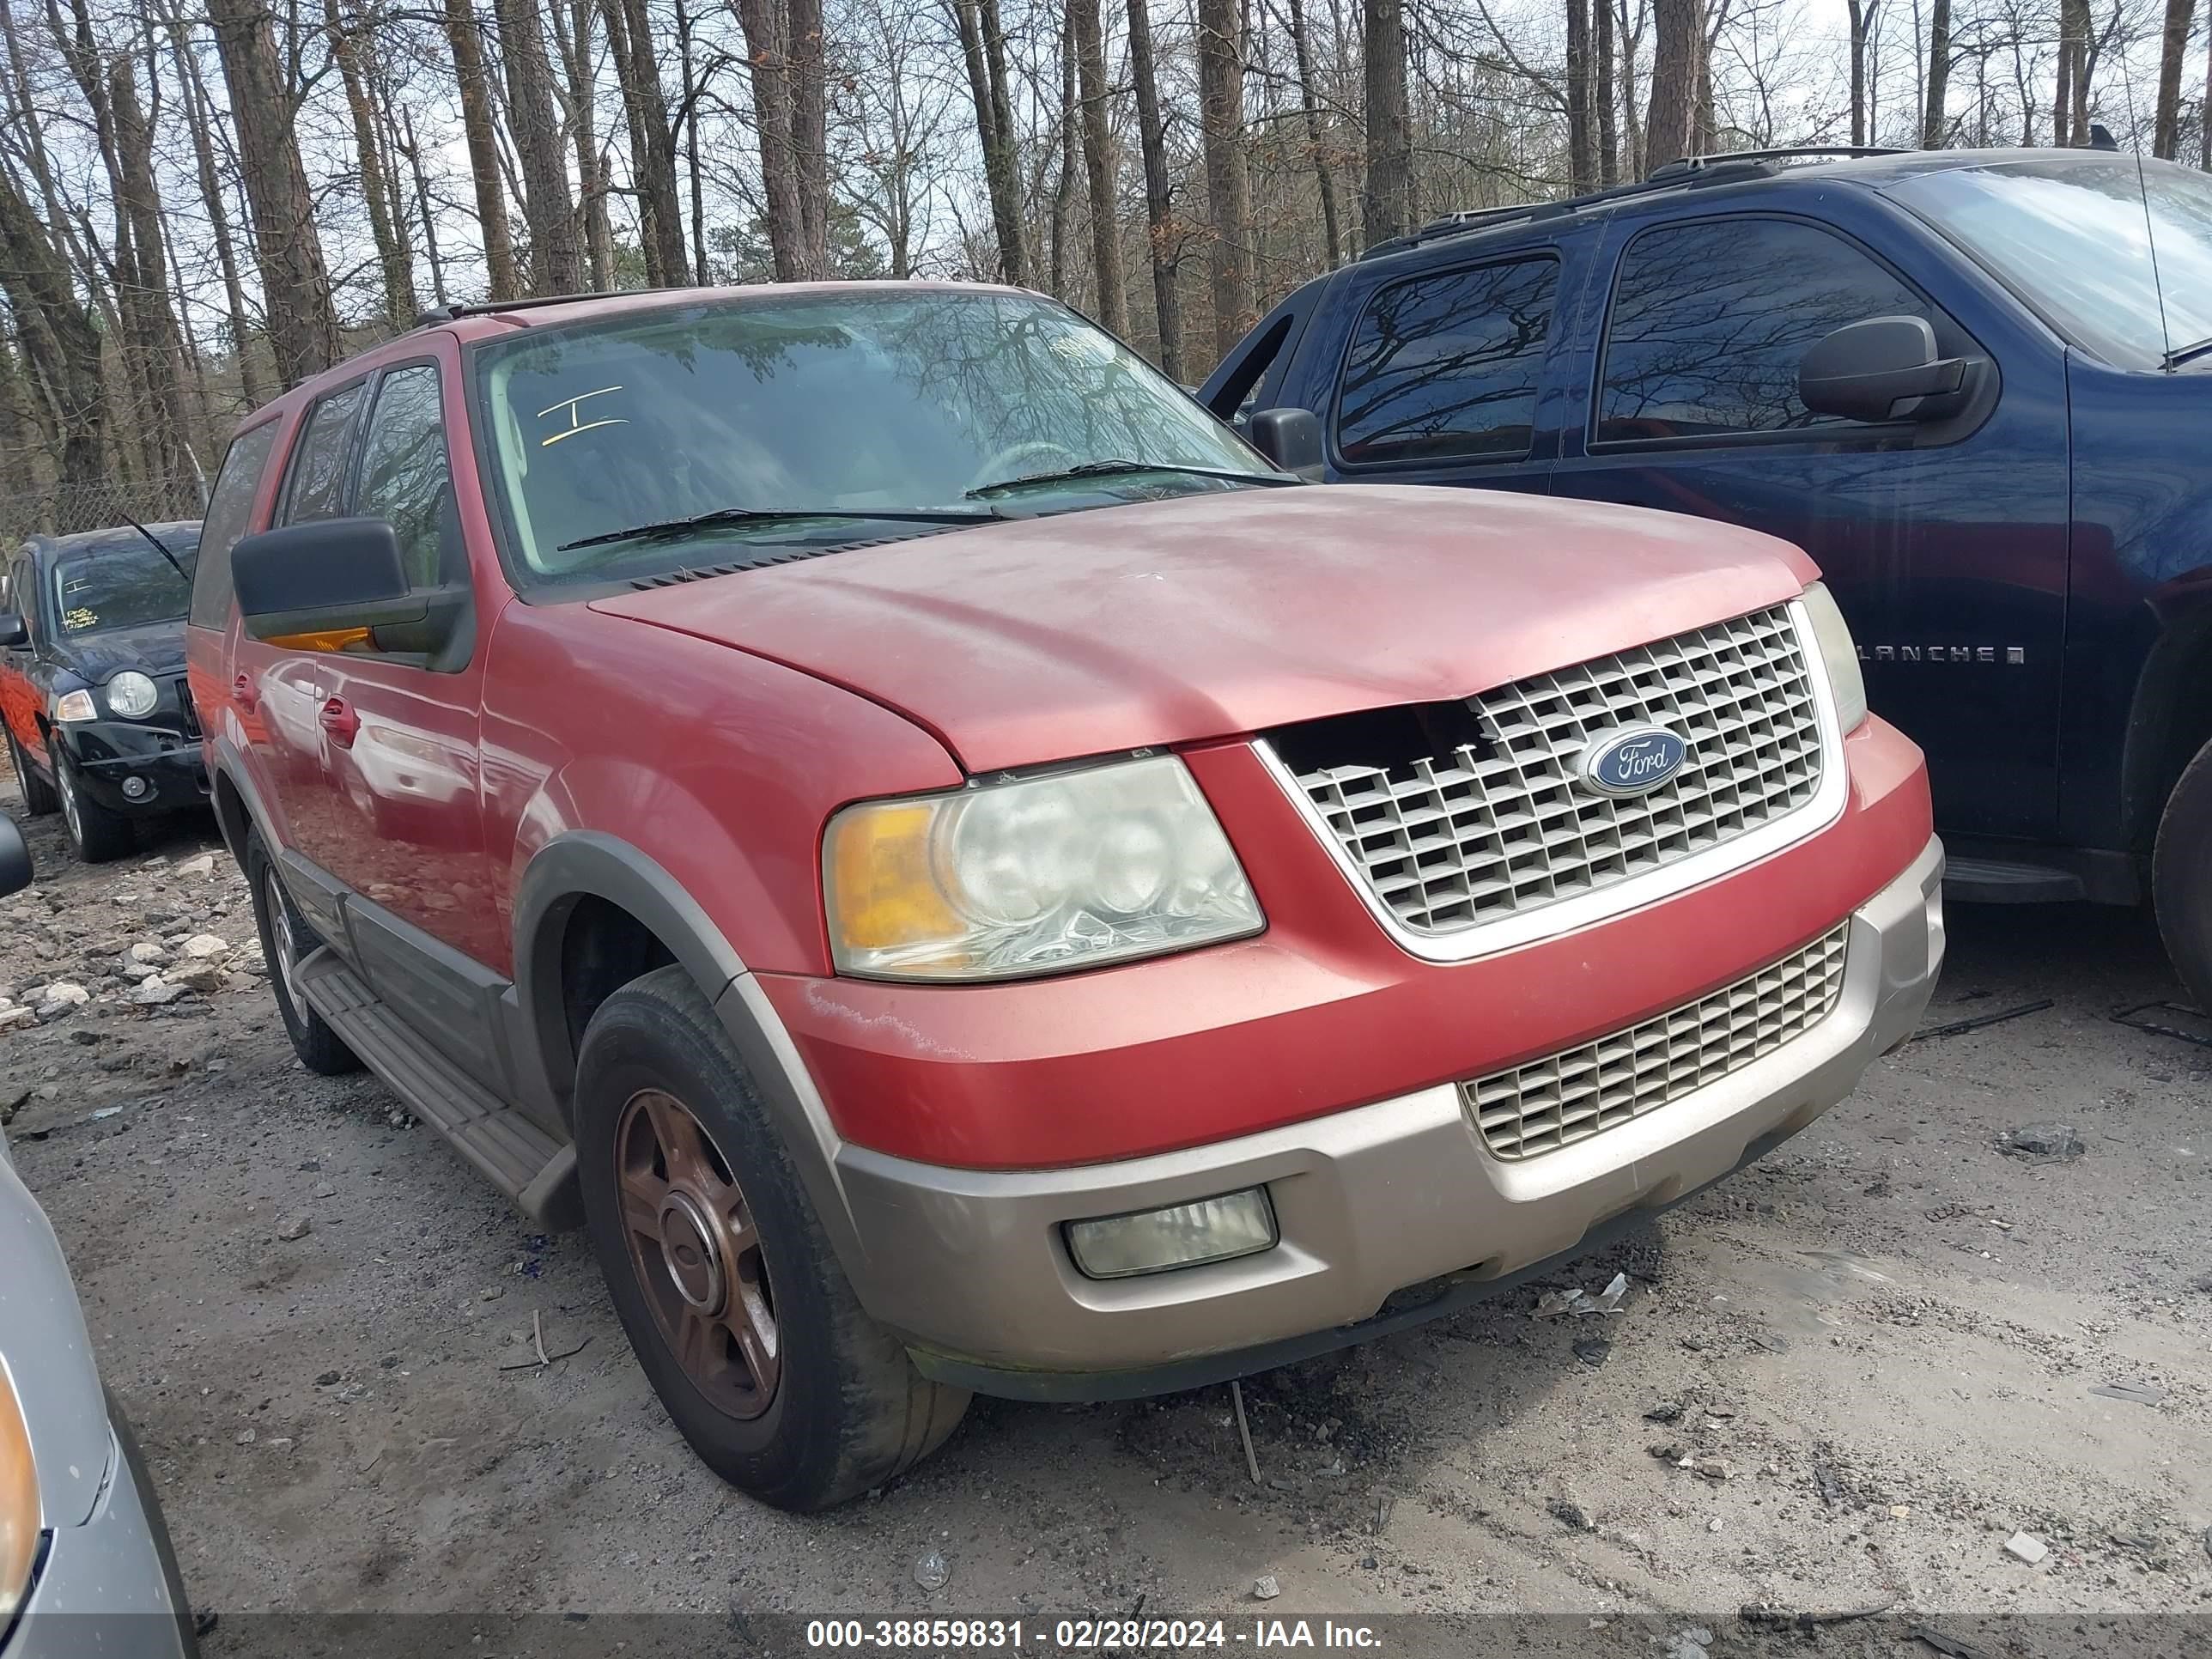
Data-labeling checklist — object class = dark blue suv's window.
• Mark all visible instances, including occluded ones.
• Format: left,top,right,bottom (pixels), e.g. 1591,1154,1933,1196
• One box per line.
1336,257,1559,465
1597,217,1933,442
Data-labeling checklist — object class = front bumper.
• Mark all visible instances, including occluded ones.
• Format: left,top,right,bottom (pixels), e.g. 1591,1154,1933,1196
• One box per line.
3,1412,196,1659
835,836,1945,1399
56,723,207,818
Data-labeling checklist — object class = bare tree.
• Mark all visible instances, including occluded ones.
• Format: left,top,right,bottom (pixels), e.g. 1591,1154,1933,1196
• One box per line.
1648,0,1699,164
951,0,1027,281
1360,0,1413,241
0,170,109,492
1567,0,1596,190
1071,0,1128,331
1200,0,1254,351
1923,0,1952,143
494,0,585,291
1596,0,1619,182
2153,0,2195,155
441,0,520,300
326,0,416,323
1125,0,1183,375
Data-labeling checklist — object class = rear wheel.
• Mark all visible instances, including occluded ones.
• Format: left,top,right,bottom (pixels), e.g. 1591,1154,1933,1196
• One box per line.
246,834,362,1075
574,965,967,1511
2154,734,2212,1017
6,728,58,817
55,753,134,863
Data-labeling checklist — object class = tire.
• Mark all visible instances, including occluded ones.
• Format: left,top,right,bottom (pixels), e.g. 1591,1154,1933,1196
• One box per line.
2154,734,2212,1017
574,965,968,1511
55,750,134,862
7,727,58,817
245,833,362,1075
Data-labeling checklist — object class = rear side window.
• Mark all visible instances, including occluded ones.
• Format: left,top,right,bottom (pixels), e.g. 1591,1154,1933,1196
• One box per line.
1596,217,1935,442
188,422,280,629
1335,258,1559,465
354,365,455,587
280,383,368,524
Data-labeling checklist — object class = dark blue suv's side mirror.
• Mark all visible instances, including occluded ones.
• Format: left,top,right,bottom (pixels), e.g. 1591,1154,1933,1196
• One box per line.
1800,315,1982,423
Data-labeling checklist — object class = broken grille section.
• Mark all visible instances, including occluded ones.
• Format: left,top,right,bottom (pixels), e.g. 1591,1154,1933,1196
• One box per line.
1463,925,1850,1159
1281,605,1824,936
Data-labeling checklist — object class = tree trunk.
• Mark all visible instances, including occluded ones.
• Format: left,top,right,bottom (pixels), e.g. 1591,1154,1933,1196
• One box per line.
1847,0,1869,144
951,0,1027,283
495,0,583,292
1280,0,1341,259
1071,0,1127,331
2154,0,2195,157
204,0,343,385
1566,0,1595,192
2202,22,2211,169
106,54,192,478
1198,0,1252,354
161,7,264,405
1051,0,1077,297
1126,0,1182,377
1359,0,1412,243
1646,0,1698,169
1595,0,1618,185
441,0,520,300
788,0,830,276
0,170,107,496
1620,0,1644,176
325,0,415,324
605,0,685,284
1921,0,1950,148
674,0,708,282
551,0,614,288
736,0,807,280
399,107,452,307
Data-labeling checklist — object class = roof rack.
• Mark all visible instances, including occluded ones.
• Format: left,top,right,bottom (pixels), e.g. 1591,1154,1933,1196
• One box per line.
1360,144,1911,263
412,286,696,328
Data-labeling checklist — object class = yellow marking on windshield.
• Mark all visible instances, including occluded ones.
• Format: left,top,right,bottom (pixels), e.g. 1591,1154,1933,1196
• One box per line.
64,607,96,630
536,386,628,448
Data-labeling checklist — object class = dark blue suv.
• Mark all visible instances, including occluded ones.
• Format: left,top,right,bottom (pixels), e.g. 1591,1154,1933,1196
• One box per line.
1202,145,2212,1012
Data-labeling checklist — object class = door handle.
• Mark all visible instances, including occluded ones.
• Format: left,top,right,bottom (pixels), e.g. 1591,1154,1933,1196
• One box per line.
319,696,361,747
233,672,258,711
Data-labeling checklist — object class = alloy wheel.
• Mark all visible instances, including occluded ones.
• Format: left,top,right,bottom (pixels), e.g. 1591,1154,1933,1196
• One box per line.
262,866,306,1012
57,762,82,848
615,1087,781,1419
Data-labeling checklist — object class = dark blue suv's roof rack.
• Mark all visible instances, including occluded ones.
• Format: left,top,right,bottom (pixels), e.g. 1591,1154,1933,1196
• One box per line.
1358,145,1910,263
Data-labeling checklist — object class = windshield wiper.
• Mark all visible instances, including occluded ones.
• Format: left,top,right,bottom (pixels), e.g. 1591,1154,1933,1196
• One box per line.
124,516,190,585
2162,334,2212,369
559,504,1003,552
965,459,1301,497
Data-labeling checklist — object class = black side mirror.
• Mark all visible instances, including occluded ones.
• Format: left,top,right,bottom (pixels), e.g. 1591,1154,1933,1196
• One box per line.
1246,407,1325,476
1799,315,1980,423
0,814,30,898
0,612,26,649
232,517,465,653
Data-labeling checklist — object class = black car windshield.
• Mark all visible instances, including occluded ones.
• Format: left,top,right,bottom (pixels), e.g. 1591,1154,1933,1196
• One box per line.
472,288,1276,580
52,535,199,635
1887,157,2212,371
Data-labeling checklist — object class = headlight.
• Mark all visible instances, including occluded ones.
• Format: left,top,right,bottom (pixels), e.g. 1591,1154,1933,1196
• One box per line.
105,671,159,719
0,1364,40,1625
51,690,96,724
1799,580,1868,732
824,755,1263,981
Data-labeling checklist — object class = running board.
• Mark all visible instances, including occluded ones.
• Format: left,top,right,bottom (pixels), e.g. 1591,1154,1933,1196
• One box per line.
1942,855,2084,904
295,948,580,1225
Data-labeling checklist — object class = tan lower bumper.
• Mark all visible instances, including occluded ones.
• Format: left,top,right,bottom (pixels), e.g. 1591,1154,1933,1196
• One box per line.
834,836,1946,1390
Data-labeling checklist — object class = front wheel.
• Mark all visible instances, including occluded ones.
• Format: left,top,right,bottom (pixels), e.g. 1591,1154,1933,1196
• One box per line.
7,727,58,817
2154,734,2212,1016
574,965,967,1511
56,752,133,862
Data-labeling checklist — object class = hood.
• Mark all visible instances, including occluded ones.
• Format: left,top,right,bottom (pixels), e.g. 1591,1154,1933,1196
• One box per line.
59,619,188,681
592,485,1820,774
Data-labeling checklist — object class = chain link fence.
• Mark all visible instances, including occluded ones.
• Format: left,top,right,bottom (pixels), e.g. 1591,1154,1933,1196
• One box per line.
0,474,208,545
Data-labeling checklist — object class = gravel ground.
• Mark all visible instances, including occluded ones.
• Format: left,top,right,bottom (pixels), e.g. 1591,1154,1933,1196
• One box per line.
2,757,2207,1650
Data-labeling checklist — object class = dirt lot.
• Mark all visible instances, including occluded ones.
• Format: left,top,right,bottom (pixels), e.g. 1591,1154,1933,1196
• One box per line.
2,763,2207,1648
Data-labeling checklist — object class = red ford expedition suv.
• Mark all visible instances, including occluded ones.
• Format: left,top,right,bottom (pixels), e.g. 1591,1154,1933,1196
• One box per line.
185,283,1943,1511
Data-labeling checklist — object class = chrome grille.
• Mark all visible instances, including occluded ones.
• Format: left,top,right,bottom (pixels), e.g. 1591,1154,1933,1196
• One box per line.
1279,605,1824,936
1464,926,1849,1159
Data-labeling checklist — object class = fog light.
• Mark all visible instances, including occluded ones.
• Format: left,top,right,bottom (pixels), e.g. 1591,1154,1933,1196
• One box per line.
1065,1188,1278,1280
120,776,151,802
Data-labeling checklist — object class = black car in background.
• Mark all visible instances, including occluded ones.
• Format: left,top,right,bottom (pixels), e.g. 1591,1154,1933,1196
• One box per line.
0,522,207,861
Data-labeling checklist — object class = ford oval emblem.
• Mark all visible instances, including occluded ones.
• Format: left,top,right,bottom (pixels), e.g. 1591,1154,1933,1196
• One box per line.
1577,726,1689,797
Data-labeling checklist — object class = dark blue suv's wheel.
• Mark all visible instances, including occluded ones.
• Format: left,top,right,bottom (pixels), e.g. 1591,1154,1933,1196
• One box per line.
2154,735,2212,1017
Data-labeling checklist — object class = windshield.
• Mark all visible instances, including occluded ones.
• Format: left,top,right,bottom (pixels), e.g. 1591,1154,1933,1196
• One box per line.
52,536,198,635
474,289,1273,580
1887,158,2212,370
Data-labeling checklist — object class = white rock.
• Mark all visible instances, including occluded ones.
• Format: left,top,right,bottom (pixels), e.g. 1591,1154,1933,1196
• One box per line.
128,942,168,965
0,1006,33,1033
176,854,217,878
2005,1532,2048,1565
120,962,160,982
128,980,185,1006
179,934,229,959
166,962,223,993
1252,1575,1281,1601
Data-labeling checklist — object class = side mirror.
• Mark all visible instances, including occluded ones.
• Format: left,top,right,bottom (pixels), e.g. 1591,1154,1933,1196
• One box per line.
1246,407,1325,477
1799,315,1980,423
0,814,30,898
232,518,464,653
0,612,26,649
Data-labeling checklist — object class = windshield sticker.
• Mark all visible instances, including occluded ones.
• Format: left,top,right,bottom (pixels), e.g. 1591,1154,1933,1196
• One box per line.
64,606,97,631
537,386,627,447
